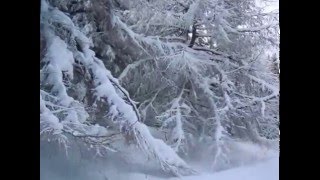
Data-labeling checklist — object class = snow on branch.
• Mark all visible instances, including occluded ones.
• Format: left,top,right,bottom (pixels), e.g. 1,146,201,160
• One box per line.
139,88,164,122
41,30,90,132
236,22,279,33
71,22,197,176
156,83,189,152
40,0,279,174
248,74,279,93
118,58,152,82
40,94,64,136
192,75,231,171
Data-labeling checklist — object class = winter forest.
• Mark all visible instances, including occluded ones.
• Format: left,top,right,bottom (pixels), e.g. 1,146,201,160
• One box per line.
40,0,279,179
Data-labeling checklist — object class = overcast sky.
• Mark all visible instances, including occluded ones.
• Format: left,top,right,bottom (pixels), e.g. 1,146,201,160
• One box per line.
256,0,279,13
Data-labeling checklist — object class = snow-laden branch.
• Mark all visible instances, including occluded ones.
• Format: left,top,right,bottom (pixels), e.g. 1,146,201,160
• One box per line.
40,94,64,136
248,74,279,93
40,29,91,136
118,58,152,82
149,36,187,43
192,46,238,63
40,0,279,174
192,75,231,171
236,22,279,33
71,19,196,176
156,83,189,152
234,92,278,103
41,3,197,176
139,88,164,122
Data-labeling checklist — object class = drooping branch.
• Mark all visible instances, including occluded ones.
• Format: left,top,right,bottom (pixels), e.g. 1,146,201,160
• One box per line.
236,22,279,33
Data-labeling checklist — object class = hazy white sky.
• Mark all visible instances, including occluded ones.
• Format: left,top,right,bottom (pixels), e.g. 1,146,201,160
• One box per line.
256,0,279,13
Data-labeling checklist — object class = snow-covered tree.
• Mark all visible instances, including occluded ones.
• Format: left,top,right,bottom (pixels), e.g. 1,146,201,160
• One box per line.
40,0,279,176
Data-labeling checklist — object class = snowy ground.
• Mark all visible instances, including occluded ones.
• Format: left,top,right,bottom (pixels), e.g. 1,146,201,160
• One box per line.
115,156,278,180
41,140,279,180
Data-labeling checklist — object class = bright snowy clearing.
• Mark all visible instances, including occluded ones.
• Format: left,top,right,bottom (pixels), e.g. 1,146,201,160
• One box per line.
41,141,278,180
105,144,279,180
125,157,278,180
41,155,279,180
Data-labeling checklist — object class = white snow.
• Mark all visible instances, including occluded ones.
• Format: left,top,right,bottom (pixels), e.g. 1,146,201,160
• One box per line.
180,157,278,180
115,156,278,180
40,2,279,179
